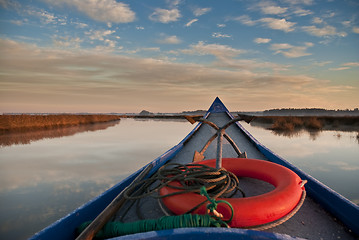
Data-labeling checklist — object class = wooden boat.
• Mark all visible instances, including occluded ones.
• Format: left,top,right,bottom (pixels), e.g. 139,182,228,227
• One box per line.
30,97,359,240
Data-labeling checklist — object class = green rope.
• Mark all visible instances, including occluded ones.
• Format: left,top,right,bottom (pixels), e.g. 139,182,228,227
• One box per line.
200,186,234,225
77,214,223,239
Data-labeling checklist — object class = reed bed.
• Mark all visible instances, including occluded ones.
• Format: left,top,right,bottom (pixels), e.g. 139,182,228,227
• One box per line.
0,114,121,132
240,115,359,132
270,116,323,131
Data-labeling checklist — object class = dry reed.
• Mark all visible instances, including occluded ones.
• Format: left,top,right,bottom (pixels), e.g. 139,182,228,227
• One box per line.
0,114,121,132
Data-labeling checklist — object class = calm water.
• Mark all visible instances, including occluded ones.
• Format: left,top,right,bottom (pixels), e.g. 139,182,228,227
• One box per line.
0,118,358,239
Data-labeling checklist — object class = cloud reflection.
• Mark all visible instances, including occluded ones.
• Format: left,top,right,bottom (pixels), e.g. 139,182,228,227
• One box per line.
0,121,120,147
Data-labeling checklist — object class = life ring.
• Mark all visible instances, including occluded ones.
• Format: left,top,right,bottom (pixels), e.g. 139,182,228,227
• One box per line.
159,158,305,228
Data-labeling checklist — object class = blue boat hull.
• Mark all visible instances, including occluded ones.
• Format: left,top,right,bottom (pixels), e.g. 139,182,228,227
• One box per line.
30,97,359,240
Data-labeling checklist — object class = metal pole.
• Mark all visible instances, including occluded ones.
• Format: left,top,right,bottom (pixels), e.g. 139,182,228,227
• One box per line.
216,128,224,169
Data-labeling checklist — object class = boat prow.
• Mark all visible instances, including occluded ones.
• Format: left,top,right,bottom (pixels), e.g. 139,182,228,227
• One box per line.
30,97,359,240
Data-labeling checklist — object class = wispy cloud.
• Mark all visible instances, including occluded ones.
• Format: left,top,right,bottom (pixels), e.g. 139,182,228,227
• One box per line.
85,29,115,41
281,0,314,5
270,42,313,58
157,35,181,44
45,0,135,23
182,41,243,59
260,17,296,32
0,0,21,9
292,7,312,16
254,38,271,44
353,27,359,34
1,38,355,112
149,8,181,23
235,15,295,32
212,32,232,38
193,7,211,17
343,62,359,67
248,1,312,17
235,15,256,26
329,62,359,71
256,1,288,15
313,61,332,67
185,19,198,27
52,35,82,48
329,67,350,71
302,25,347,37
26,8,63,25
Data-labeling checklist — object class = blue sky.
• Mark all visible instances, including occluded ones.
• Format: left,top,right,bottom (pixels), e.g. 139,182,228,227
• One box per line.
0,0,358,113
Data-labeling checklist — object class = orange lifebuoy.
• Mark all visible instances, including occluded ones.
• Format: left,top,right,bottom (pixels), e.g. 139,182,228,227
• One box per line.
159,158,304,228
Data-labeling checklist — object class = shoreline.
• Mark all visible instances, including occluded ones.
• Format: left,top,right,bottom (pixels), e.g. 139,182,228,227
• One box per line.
238,114,359,134
0,114,121,133
1,113,359,133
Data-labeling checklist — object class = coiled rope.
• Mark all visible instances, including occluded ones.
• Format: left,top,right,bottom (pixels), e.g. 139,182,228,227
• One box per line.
77,162,306,238
124,163,244,201
77,214,223,239
77,187,233,239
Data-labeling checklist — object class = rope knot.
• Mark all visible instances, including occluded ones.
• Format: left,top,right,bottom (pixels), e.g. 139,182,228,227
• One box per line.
200,187,223,218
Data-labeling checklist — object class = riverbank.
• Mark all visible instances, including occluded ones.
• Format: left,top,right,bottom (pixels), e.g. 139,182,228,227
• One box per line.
238,114,359,133
0,114,121,133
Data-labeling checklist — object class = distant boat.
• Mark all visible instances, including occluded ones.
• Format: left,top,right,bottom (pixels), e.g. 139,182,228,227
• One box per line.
30,97,358,240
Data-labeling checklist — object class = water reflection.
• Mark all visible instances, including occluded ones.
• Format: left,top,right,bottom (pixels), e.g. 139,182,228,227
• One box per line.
241,121,359,205
0,121,120,147
249,120,358,143
0,118,194,240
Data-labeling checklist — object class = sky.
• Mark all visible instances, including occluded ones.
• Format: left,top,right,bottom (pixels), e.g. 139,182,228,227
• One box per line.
0,0,358,113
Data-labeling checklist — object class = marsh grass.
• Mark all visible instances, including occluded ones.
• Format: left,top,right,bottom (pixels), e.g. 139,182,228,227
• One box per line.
0,114,121,133
245,115,359,132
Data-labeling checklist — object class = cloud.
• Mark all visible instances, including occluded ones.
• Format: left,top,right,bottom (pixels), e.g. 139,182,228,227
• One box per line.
26,8,59,24
85,29,115,41
342,62,359,67
73,22,88,29
185,19,198,27
193,7,211,16
212,32,231,38
329,62,359,71
157,35,181,44
167,0,181,8
0,0,21,9
260,18,296,32
217,24,226,28
256,2,287,15
281,0,313,5
302,25,347,37
313,61,332,67
10,20,25,26
235,15,295,32
1,38,356,112
182,41,243,59
270,42,313,58
254,38,271,44
235,15,256,26
292,8,312,16
52,36,82,48
312,17,324,24
249,1,312,17
353,27,359,34
149,8,181,23
46,0,135,23
329,67,350,71
328,161,359,171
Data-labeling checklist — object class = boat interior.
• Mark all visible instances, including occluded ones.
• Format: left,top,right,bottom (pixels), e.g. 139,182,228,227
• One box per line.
112,111,356,240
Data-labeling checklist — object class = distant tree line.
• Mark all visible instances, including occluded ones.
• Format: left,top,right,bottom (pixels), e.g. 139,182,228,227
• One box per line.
261,108,359,116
